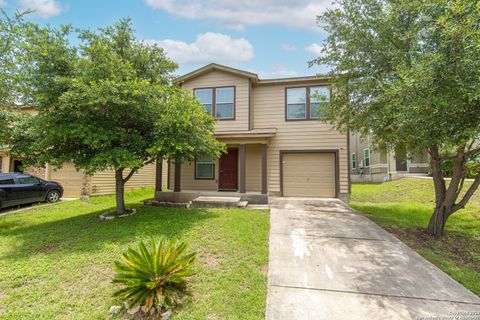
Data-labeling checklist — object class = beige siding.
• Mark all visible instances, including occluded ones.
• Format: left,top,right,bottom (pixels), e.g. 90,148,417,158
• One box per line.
349,132,389,175
49,163,84,197
179,159,218,191
245,144,262,192
91,163,157,195
181,70,249,132
167,144,263,192
168,158,219,191
253,83,349,196
283,153,335,197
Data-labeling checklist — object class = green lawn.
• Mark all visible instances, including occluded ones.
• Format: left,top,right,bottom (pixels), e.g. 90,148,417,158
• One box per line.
350,178,480,296
0,188,270,319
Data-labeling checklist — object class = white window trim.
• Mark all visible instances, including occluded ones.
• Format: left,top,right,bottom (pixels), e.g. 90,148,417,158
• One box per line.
363,148,370,167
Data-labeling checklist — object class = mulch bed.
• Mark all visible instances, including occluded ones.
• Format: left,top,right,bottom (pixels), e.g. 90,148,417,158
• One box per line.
385,226,480,273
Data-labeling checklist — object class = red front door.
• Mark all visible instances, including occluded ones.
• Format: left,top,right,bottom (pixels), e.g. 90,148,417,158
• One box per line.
219,148,238,190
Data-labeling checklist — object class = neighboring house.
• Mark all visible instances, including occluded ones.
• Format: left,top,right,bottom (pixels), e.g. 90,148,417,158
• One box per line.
349,132,430,182
154,63,350,204
0,107,167,198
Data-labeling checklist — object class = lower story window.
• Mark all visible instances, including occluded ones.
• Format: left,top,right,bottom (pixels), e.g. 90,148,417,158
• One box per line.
195,158,215,179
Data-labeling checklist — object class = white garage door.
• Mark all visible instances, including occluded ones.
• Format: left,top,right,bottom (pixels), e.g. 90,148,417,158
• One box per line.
49,163,83,198
282,152,336,197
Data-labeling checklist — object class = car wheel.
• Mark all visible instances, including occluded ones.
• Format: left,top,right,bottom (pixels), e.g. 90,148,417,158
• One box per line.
46,190,61,203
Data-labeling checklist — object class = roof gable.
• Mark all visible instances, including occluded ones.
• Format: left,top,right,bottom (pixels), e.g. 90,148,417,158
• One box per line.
173,63,258,84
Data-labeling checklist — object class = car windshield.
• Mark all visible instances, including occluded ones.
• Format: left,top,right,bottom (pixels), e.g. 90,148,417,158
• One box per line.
16,175,39,184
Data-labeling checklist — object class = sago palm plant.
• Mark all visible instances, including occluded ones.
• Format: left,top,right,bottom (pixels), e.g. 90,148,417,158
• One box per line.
112,238,196,317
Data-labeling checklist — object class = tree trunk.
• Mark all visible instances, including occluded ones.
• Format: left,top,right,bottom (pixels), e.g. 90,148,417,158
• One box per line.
115,168,126,215
427,205,449,236
426,147,477,236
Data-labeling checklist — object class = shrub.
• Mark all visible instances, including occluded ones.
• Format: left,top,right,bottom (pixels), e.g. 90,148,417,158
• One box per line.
112,239,196,317
440,158,480,179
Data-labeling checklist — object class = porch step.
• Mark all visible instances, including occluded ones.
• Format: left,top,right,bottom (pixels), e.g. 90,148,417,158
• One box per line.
237,200,249,208
191,196,244,208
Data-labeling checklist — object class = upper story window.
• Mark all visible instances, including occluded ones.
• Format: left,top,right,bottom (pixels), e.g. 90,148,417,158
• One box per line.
286,85,330,121
286,87,307,119
195,88,213,114
194,86,235,120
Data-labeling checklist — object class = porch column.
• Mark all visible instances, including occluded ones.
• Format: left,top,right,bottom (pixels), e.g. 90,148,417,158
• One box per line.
174,158,181,192
155,157,163,192
261,144,267,194
239,144,246,193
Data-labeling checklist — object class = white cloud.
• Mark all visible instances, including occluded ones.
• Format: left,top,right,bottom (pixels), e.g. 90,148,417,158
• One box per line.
18,0,63,18
145,0,330,31
305,43,324,57
146,32,254,64
281,43,297,52
0,0,6,7
260,65,298,78
224,23,246,32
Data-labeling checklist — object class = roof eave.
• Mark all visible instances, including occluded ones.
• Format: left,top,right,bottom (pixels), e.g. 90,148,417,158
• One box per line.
173,63,258,85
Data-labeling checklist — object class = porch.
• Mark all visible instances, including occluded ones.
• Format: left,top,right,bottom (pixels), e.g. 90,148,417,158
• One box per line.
153,129,276,205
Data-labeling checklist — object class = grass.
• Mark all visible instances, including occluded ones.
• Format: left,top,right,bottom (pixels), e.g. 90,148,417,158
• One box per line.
0,188,270,319
350,178,480,296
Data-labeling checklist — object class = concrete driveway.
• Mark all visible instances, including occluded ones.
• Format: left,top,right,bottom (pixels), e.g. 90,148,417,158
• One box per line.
266,198,480,320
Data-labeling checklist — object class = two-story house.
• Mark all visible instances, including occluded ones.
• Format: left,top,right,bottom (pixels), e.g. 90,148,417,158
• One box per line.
154,63,350,204
349,132,430,182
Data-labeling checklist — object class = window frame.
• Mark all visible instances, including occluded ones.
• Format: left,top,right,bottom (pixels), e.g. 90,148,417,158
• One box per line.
285,85,330,121
363,148,370,167
194,158,216,180
15,174,40,185
193,86,236,121
0,175,15,185
351,153,356,169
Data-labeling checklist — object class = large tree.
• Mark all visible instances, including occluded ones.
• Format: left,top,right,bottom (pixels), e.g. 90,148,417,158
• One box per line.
0,10,29,145
12,19,223,215
312,0,480,235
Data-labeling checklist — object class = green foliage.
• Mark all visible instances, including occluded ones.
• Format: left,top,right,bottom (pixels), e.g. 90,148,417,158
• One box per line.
113,238,196,316
13,18,223,171
441,160,454,178
10,18,224,213
313,0,480,155
0,10,30,146
0,188,269,319
314,0,480,234
440,157,480,178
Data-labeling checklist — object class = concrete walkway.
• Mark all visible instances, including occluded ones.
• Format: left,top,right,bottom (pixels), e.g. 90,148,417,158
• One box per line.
266,198,480,320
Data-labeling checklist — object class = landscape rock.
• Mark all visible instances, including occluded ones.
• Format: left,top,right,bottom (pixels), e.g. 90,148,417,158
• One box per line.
161,309,173,319
108,305,122,315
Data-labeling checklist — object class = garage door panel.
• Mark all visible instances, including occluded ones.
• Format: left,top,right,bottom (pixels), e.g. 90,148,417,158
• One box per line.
49,163,83,198
282,152,336,197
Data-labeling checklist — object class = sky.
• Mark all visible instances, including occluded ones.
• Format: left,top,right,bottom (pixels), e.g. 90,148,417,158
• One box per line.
1,0,332,78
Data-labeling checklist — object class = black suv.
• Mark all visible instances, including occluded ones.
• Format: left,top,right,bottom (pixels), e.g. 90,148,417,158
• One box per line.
0,173,63,210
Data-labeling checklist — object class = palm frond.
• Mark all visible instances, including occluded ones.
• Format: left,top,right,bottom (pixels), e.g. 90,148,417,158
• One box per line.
112,238,196,316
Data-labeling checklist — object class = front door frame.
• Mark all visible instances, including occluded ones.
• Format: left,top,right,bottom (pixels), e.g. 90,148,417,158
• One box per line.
218,147,239,191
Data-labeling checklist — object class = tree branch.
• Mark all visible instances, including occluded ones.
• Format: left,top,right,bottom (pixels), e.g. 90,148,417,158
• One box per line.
455,176,466,199
123,169,136,184
452,174,480,212
465,146,480,156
